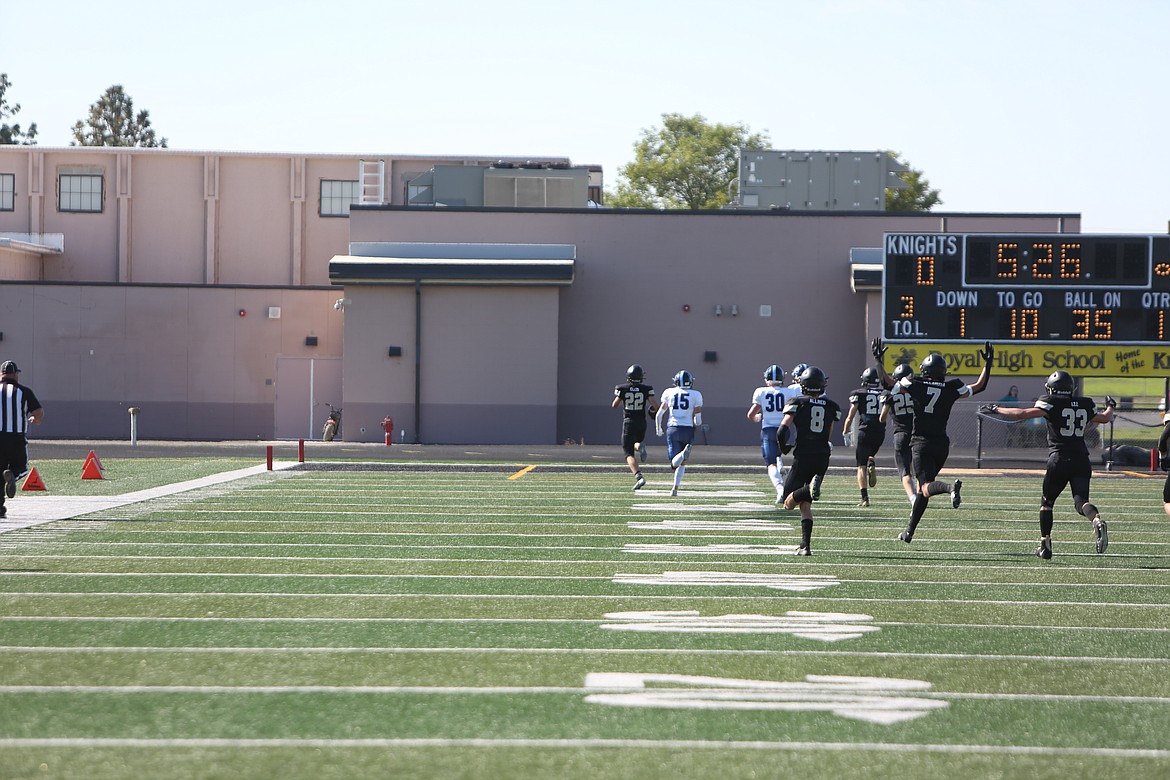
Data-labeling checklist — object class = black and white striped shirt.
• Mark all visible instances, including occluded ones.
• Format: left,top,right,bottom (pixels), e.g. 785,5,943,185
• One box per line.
0,381,41,435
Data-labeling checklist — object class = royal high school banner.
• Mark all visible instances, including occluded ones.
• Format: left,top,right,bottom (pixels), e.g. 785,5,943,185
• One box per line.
878,344,1166,378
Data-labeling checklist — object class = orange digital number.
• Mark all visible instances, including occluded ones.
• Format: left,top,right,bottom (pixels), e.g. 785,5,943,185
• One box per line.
997,243,1019,279
916,256,935,286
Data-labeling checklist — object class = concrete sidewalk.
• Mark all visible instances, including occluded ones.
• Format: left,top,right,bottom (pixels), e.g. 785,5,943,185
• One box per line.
0,461,297,534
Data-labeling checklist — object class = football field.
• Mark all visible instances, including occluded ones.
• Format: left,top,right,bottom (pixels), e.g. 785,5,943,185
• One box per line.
1,459,1169,779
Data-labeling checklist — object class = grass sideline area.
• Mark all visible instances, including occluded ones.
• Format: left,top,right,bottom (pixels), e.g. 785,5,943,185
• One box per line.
0,460,1168,779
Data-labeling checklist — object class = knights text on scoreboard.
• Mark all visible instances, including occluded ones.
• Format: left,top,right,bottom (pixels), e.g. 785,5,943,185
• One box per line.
882,233,1170,344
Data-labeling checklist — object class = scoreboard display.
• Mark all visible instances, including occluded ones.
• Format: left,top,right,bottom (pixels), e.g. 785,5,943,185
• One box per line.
882,233,1170,344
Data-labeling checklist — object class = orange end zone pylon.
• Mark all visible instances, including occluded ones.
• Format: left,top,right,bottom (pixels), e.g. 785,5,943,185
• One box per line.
22,468,46,491
82,457,104,480
84,450,104,474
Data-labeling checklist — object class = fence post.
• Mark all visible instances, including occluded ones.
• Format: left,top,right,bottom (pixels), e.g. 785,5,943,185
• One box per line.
1105,417,1114,472
975,413,983,469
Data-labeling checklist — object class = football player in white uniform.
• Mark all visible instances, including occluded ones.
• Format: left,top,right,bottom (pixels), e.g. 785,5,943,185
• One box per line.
656,370,703,497
747,364,790,503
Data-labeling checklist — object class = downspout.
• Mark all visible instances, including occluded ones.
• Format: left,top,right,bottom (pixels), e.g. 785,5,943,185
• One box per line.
414,279,422,444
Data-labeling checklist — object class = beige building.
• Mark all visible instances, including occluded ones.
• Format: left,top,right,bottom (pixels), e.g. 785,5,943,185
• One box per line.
0,145,1078,443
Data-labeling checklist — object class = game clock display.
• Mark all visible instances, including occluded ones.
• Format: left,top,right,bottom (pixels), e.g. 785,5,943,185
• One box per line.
882,233,1170,344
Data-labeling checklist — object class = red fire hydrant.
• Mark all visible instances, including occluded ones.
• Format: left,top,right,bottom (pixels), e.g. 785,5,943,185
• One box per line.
382,416,395,446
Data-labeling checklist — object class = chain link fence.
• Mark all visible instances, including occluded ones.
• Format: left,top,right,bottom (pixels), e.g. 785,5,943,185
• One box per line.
958,400,1165,470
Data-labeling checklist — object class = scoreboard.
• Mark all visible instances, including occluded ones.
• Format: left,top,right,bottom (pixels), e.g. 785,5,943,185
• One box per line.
882,233,1170,344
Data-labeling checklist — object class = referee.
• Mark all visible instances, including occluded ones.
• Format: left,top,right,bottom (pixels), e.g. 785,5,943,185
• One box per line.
0,360,43,517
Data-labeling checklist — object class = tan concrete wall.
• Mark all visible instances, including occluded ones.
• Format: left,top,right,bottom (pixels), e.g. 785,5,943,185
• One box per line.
347,207,1080,445
0,282,338,439
340,284,559,443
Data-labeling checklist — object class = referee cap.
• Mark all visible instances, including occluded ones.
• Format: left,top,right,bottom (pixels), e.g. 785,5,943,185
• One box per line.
1,361,20,374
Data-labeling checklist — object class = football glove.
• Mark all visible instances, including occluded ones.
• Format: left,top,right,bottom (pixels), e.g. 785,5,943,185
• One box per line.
978,403,999,414
842,431,855,447
1104,395,1117,409
871,337,887,361
979,341,995,365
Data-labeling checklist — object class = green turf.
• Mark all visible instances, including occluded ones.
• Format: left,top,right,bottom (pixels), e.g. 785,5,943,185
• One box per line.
1,466,1168,779
19,457,262,495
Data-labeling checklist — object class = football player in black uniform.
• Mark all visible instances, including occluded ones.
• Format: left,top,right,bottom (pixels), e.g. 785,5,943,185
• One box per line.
879,363,918,506
778,366,842,556
1158,411,1170,518
612,364,657,490
883,339,993,544
842,367,887,507
981,370,1116,559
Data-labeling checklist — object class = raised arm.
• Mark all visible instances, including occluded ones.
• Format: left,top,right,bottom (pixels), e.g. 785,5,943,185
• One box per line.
968,341,994,395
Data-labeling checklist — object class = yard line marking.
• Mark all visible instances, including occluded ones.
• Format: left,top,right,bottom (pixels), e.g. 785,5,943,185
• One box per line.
0,612,1165,635
0,737,1165,758
628,518,794,531
584,673,948,724
2,683,1166,706
600,610,879,641
633,502,778,512
613,572,840,592
623,544,799,555
507,465,537,480
2,646,1168,663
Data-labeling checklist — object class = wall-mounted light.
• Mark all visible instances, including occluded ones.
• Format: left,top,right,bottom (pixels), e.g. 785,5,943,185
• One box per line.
714,304,723,316
704,351,718,363
388,346,403,357
730,304,738,317
333,298,351,311
305,336,318,347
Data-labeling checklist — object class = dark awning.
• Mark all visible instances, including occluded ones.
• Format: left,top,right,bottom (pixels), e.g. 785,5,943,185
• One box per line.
329,242,575,286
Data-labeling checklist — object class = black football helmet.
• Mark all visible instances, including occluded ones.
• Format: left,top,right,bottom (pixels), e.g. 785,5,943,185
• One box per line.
764,364,784,384
892,363,913,382
1045,370,1075,396
860,367,881,387
626,364,644,383
799,366,827,395
920,353,947,380
674,370,694,388
791,362,809,382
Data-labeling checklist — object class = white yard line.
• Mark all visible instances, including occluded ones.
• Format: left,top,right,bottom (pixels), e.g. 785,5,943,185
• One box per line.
1,645,1168,663
0,737,1164,758
0,463,297,534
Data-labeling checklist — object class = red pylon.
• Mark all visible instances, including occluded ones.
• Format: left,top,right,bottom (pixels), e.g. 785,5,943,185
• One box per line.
22,468,47,491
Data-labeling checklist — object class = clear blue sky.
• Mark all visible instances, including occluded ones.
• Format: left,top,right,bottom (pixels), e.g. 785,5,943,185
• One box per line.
6,0,1168,233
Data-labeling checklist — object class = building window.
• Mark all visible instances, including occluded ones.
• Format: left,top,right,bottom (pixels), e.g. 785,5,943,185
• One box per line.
0,174,13,211
320,179,360,217
58,173,104,213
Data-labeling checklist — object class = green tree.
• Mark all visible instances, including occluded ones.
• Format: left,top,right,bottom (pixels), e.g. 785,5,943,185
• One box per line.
0,74,38,145
884,151,941,211
608,113,769,209
71,85,167,148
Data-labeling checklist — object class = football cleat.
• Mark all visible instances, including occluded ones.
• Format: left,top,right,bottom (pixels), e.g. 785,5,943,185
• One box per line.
794,545,812,557
669,486,678,497
2,470,13,500
633,473,646,491
681,443,692,463
951,479,963,509
0,504,6,518
1093,518,1109,553
857,498,870,508
635,441,648,463
811,475,822,501
1035,537,1053,560
897,530,913,544
866,460,877,488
